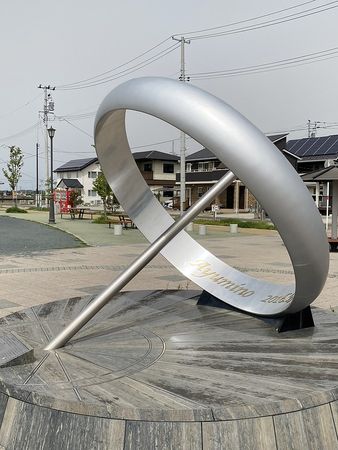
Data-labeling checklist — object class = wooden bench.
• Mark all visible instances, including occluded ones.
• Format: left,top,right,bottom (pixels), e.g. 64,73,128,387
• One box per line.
108,215,136,229
60,208,98,220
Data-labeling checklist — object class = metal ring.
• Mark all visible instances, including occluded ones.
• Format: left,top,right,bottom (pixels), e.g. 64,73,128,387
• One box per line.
94,77,328,316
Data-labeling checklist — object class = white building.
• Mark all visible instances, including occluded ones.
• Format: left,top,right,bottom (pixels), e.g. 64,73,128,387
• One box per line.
54,151,179,206
55,158,102,206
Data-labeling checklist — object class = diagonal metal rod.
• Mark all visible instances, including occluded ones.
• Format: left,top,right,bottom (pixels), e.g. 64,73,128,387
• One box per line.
45,171,236,350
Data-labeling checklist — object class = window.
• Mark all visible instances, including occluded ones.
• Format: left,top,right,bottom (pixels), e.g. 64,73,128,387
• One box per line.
88,190,97,197
163,190,173,197
88,171,97,179
198,186,206,197
163,163,174,173
198,162,210,172
186,163,192,172
144,163,152,172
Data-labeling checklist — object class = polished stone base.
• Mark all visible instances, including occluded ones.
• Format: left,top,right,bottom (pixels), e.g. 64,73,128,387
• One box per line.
0,290,337,448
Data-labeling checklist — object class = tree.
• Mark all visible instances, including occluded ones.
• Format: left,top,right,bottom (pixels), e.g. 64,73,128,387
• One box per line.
2,146,23,207
92,173,113,216
43,177,56,203
69,190,83,208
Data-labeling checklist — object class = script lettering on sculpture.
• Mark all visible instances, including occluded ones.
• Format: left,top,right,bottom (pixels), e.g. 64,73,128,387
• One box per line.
189,259,255,298
261,293,294,304
190,259,294,304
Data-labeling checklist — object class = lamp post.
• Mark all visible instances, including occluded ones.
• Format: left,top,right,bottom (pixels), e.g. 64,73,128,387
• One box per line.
47,126,55,224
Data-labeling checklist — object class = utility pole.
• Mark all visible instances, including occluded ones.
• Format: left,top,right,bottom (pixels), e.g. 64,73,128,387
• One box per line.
307,120,326,138
38,84,55,200
172,36,190,215
35,143,39,207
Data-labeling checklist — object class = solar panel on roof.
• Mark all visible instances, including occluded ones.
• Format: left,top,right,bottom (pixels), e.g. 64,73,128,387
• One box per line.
287,135,338,158
55,157,98,171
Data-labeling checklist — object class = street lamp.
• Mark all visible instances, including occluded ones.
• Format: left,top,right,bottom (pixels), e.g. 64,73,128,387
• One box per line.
47,126,55,224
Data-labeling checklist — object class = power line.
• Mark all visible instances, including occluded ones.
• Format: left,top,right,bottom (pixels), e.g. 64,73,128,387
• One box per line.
0,93,42,120
172,0,318,37
0,122,39,142
56,112,96,121
57,117,182,151
56,37,172,89
188,45,338,79
183,1,338,40
58,118,94,138
56,42,180,90
131,137,181,151
48,1,337,93
53,149,96,155
191,53,338,79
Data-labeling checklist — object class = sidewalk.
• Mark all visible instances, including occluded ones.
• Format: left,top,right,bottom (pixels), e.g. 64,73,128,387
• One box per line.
0,210,337,320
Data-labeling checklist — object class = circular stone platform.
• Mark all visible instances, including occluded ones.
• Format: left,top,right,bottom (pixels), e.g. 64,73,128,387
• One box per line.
0,290,337,449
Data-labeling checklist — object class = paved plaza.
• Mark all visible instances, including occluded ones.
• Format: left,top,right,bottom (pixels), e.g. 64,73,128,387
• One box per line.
0,210,337,318
1,211,338,449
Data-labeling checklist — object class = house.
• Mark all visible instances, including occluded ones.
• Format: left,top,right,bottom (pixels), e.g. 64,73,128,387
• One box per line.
132,151,179,202
177,134,290,211
286,135,338,212
55,133,311,212
288,134,338,173
54,151,179,206
55,157,101,206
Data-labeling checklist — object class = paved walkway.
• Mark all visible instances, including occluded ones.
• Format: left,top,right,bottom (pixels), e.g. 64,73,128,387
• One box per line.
0,210,337,320
0,215,85,254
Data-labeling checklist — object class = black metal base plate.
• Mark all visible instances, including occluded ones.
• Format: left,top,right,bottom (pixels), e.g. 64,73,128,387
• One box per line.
197,290,315,332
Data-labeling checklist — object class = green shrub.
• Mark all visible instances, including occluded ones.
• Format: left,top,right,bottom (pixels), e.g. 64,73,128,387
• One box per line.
92,215,110,224
194,218,275,230
6,206,28,213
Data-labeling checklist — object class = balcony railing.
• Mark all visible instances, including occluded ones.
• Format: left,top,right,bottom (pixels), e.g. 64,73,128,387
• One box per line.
140,170,153,181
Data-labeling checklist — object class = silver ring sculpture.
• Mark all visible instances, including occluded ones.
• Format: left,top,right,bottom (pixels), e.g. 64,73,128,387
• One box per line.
95,77,328,316
46,77,329,350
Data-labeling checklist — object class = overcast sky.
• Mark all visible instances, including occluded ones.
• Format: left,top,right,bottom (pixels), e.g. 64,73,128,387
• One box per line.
1,0,337,190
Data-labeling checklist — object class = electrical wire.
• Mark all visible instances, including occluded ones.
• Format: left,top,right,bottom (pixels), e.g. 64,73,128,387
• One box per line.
58,118,184,151
131,137,181,151
57,43,180,90
52,1,337,92
55,112,96,121
192,53,338,79
54,149,96,155
58,118,94,138
188,46,338,79
0,122,40,142
0,93,42,120
56,37,172,88
185,1,338,40
172,0,318,37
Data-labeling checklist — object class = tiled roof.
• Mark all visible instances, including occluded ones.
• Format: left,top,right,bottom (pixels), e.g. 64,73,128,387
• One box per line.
186,134,288,161
56,179,83,188
186,148,216,161
132,151,178,161
301,165,338,181
300,154,338,162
